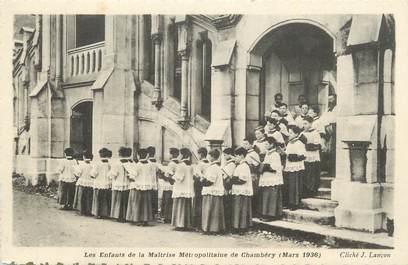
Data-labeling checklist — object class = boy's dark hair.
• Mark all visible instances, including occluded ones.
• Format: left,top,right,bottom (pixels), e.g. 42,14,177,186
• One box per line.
288,125,302,135
83,151,93,160
223,147,233,155
271,110,281,116
234,146,248,157
280,102,288,108
303,115,314,124
107,149,113,158
138,148,148,159
119,146,127,157
64,147,74,157
208,149,220,160
74,152,83,160
98,148,109,158
126,147,132,157
180,148,191,159
146,146,156,157
274,93,283,100
267,117,279,125
197,147,208,157
169,148,179,158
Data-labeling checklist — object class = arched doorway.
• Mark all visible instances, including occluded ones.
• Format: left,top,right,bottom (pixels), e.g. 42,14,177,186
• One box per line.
70,101,93,155
257,22,336,117
247,21,337,191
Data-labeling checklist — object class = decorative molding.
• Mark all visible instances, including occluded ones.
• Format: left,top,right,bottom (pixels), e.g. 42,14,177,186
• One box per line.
177,118,191,130
178,49,189,59
195,15,242,30
151,94,163,110
175,17,191,55
247,65,262,72
61,80,95,89
151,32,162,44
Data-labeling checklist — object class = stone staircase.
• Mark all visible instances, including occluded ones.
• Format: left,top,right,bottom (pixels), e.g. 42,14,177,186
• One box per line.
282,172,338,226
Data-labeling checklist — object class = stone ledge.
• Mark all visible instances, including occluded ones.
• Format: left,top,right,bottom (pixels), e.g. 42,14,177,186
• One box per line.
253,218,393,248
301,198,339,213
282,209,335,226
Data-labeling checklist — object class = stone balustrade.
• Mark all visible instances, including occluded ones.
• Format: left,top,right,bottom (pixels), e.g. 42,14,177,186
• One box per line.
67,41,105,77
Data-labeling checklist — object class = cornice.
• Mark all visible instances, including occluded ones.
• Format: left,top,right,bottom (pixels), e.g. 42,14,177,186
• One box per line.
193,15,241,30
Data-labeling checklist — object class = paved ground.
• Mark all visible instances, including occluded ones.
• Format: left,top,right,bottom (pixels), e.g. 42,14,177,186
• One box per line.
13,190,327,248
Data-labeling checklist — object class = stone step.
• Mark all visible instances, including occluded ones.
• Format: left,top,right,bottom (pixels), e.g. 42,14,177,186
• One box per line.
315,187,331,200
300,198,339,213
319,177,335,189
252,219,393,248
282,209,335,226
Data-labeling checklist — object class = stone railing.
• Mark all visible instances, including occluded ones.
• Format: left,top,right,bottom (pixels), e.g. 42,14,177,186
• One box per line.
67,41,105,77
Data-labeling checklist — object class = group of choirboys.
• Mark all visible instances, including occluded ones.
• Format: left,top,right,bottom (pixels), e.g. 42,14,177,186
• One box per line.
57,93,327,235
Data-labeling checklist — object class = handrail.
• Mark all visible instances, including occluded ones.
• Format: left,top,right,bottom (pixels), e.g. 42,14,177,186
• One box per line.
67,41,105,55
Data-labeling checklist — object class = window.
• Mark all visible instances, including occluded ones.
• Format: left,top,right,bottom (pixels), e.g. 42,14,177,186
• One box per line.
173,24,182,101
144,15,155,84
75,15,105,48
201,39,212,120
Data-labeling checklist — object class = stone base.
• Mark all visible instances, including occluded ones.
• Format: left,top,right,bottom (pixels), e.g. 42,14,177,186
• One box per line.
331,180,381,208
335,207,384,233
15,155,61,185
332,180,385,232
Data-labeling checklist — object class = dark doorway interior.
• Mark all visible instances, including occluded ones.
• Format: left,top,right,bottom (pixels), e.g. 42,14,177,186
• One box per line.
70,101,92,155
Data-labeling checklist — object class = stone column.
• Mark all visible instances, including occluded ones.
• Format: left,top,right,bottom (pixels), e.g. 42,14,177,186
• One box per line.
55,15,62,86
179,49,189,122
151,33,163,108
174,17,190,129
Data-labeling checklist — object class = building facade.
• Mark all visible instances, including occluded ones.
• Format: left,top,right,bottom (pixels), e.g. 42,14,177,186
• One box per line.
13,14,395,233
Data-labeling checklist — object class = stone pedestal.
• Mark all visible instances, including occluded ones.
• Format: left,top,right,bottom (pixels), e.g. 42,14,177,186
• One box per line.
334,182,384,232
332,45,389,232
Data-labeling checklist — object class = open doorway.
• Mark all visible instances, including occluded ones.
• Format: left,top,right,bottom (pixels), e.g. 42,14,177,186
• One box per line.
260,23,336,116
250,22,337,199
70,101,92,155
